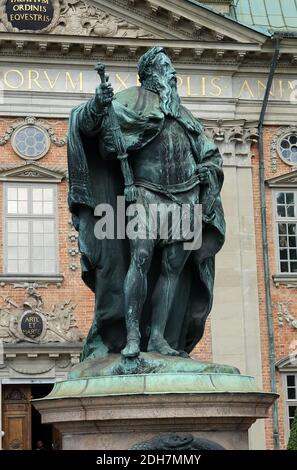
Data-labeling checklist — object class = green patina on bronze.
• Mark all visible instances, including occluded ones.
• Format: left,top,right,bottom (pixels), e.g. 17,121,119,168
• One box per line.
68,352,240,379
67,47,225,368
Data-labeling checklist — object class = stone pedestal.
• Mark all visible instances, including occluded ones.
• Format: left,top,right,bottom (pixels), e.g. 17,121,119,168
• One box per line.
33,372,277,450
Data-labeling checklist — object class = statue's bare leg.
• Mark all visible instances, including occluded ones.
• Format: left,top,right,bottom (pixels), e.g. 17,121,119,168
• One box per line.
148,242,190,356
121,239,154,358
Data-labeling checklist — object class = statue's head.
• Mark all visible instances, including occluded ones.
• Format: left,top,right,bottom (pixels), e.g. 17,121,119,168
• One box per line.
137,47,181,118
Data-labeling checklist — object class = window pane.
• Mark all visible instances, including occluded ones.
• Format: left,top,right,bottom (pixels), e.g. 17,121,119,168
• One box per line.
43,202,53,215
19,246,29,260
44,260,55,273
289,406,297,420
281,262,289,272
32,260,43,273
32,247,43,260
7,201,17,214
18,220,28,233
19,234,29,247
7,247,18,260
33,201,43,215
17,201,28,215
288,388,296,400
277,193,285,204
7,220,18,232
280,249,288,260
279,236,288,247
32,188,43,201
44,234,54,246
33,221,44,233
278,223,287,235
289,237,297,248
7,260,18,272
18,260,29,273
287,376,295,387
290,250,297,261
288,224,296,235
7,234,18,246
44,188,53,201
44,246,55,260
277,205,286,217
286,193,295,205
33,233,43,245
290,262,297,273
287,205,295,218
7,188,17,200
44,220,54,233
18,188,28,201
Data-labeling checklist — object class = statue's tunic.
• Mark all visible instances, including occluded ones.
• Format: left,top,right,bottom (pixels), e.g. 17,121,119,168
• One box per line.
133,117,197,186
67,86,225,360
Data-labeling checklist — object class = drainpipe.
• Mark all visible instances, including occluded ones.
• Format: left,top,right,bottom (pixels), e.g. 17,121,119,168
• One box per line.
258,33,280,450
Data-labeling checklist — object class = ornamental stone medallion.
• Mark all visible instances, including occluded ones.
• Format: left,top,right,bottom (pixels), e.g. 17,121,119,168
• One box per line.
0,286,83,343
0,0,155,37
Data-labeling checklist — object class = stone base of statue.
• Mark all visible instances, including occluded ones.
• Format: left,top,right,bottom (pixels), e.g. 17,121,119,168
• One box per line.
33,353,277,450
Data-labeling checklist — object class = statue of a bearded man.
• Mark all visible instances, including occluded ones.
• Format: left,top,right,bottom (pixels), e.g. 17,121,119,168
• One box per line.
67,47,225,362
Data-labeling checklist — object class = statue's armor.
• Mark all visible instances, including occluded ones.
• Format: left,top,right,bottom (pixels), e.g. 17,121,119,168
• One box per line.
132,117,197,186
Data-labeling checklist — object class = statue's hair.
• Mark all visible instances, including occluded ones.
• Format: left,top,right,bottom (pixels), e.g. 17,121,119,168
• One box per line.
137,47,169,83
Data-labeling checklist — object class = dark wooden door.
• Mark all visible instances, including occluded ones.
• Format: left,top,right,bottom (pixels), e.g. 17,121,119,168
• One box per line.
2,385,31,450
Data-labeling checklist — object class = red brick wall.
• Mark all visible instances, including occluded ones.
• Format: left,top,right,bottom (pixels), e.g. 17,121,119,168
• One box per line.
0,117,94,337
252,126,297,449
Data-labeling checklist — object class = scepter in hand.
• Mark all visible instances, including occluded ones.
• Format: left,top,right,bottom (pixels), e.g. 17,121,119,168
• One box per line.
95,62,138,202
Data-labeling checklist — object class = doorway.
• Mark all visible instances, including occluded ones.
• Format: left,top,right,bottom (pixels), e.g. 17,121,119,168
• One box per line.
2,383,53,450
31,384,54,450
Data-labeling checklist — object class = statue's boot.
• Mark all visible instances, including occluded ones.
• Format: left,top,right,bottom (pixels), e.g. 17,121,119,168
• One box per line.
121,330,141,358
147,334,180,356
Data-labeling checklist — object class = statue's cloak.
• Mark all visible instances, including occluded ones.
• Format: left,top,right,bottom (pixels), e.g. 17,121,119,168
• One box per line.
67,87,225,360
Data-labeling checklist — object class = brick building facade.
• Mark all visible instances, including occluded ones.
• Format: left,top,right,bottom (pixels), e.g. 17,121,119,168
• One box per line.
0,0,296,450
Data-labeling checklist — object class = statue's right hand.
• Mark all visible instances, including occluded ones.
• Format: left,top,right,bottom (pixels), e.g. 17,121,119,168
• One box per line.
94,80,114,109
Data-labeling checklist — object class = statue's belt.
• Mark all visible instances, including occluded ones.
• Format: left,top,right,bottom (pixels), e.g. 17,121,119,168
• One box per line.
134,175,200,197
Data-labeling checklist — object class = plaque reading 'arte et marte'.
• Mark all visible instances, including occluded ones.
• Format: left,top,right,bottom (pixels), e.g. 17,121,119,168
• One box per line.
20,310,44,339
5,0,54,30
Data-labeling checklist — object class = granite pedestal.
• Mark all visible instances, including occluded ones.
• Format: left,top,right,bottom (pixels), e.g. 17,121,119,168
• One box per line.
33,354,277,450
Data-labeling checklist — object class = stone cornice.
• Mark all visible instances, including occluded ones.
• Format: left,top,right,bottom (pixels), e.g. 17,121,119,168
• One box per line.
0,32,296,66
0,32,262,50
0,33,282,67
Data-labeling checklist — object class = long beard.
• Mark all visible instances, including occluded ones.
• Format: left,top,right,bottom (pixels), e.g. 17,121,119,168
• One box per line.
143,75,181,118
158,78,181,118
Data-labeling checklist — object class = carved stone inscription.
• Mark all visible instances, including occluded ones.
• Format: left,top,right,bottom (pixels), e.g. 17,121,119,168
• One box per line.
20,310,44,339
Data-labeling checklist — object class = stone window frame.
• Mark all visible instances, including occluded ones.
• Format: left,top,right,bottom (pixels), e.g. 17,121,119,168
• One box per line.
276,357,297,444
0,162,66,284
267,170,297,287
4,181,59,277
273,189,297,276
283,372,297,444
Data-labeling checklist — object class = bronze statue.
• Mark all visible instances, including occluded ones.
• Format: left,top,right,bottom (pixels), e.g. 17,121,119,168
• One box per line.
67,47,225,362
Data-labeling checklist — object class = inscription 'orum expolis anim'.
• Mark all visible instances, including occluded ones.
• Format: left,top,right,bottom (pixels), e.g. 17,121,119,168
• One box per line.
0,65,296,101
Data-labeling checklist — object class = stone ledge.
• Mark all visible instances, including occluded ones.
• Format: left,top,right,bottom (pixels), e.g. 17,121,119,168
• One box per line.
273,274,297,287
0,274,64,285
